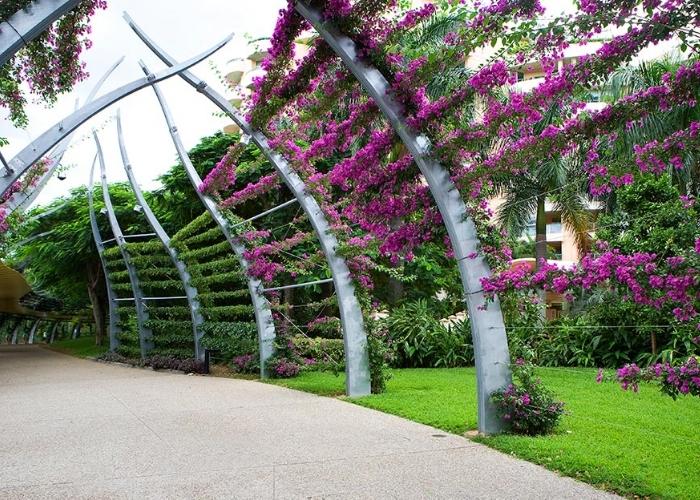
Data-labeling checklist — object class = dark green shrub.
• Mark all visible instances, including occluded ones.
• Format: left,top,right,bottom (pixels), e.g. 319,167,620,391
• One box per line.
384,299,473,368
201,321,258,360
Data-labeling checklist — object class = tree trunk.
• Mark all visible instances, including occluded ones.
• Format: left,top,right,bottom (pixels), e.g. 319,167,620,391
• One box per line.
86,260,107,346
535,195,547,319
387,217,404,305
535,195,547,270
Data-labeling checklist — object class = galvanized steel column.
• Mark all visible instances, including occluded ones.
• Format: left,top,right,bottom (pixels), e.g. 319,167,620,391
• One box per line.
140,70,276,378
3,58,124,215
0,35,231,198
48,321,58,344
94,132,153,358
10,320,22,344
125,18,370,396
26,319,40,344
296,1,511,432
0,0,81,67
88,156,121,351
115,111,207,361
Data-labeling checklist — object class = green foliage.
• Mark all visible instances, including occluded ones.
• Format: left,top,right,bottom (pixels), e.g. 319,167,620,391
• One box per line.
291,335,345,368
597,173,699,258
200,304,254,321
200,321,258,360
9,183,145,310
384,299,473,368
491,361,565,435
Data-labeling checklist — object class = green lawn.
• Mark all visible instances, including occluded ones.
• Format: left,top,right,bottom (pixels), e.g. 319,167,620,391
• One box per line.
269,367,700,499
45,336,108,359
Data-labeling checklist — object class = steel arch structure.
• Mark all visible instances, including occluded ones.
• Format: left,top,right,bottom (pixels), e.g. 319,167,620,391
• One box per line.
295,1,511,433
2,57,125,215
88,156,121,351
0,34,232,198
0,0,81,67
94,131,154,358
127,18,371,396
114,111,207,361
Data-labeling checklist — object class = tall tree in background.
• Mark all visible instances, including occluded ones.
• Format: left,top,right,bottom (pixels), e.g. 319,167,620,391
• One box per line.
10,183,144,345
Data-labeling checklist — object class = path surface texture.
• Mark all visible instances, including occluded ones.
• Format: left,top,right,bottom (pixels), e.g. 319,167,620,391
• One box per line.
0,345,617,499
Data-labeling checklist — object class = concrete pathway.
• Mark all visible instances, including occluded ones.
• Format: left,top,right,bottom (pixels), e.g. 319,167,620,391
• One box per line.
0,345,617,499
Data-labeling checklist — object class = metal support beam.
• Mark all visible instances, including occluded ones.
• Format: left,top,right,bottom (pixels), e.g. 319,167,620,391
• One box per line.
71,321,81,339
262,278,333,293
296,1,511,433
26,319,40,344
138,65,276,378
126,19,371,396
10,320,23,344
229,198,298,229
103,233,156,245
114,113,207,358
0,0,81,67
2,57,124,215
1,34,231,197
48,322,58,344
94,132,153,358
88,156,121,351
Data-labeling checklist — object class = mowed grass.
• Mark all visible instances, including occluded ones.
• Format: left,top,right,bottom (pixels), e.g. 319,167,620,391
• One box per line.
45,336,108,359
269,367,700,499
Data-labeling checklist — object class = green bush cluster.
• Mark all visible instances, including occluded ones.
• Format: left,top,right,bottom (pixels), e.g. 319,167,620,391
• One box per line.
382,299,474,368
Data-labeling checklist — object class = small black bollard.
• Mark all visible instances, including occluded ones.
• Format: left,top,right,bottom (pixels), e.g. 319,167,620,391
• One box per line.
204,349,220,374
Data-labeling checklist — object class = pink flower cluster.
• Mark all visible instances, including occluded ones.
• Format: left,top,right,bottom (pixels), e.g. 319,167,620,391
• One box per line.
617,357,700,397
219,174,280,209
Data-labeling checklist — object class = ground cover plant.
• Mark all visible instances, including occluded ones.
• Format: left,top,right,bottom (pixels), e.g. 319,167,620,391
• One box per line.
269,367,700,499
46,335,108,359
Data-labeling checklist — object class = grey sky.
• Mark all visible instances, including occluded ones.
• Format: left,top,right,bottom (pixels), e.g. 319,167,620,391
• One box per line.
2,0,285,208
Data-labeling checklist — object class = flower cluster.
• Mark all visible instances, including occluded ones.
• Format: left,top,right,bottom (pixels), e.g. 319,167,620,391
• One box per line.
491,358,565,435
266,356,301,378
1,0,107,128
616,357,700,398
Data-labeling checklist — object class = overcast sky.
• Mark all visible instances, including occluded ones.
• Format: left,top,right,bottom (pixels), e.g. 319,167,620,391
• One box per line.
2,0,285,208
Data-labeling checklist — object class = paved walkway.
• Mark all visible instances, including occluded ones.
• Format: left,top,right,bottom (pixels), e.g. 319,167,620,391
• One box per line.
0,345,616,499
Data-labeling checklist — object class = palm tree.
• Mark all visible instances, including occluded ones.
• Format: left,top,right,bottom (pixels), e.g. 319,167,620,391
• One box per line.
602,54,700,196
493,104,593,270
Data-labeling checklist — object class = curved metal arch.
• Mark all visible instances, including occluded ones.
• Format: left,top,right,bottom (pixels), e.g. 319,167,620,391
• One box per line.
4,57,125,215
48,321,59,344
115,111,206,361
0,33,232,197
24,319,40,344
0,0,81,67
27,319,40,344
93,132,153,358
88,155,121,351
137,75,275,378
296,1,511,432
125,17,370,396
10,320,23,344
